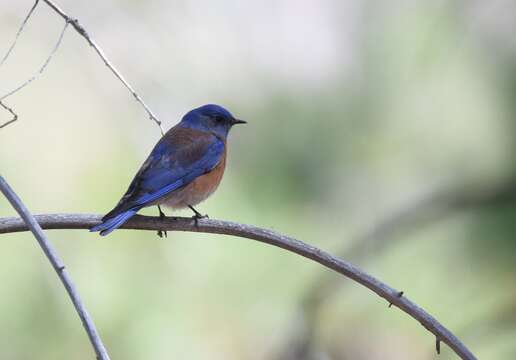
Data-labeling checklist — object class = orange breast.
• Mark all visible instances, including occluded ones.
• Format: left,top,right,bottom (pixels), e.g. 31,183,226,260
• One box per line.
188,147,226,199
160,145,227,209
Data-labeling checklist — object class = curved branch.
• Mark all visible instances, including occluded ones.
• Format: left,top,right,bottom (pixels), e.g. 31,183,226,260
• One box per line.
289,180,516,358
0,213,477,360
0,180,110,360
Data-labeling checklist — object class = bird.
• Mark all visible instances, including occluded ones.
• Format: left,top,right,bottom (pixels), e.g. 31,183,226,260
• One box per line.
90,104,246,236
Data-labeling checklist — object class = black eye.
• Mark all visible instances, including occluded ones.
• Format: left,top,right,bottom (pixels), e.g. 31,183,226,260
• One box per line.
214,115,224,123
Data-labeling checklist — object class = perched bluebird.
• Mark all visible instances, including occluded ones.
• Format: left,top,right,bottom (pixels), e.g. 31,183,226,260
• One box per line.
90,104,246,236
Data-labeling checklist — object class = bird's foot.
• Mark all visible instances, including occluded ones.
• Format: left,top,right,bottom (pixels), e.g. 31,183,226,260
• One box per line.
191,213,209,227
188,205,208,227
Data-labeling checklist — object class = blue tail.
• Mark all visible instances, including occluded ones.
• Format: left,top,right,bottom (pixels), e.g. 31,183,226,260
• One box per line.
90,209,138,236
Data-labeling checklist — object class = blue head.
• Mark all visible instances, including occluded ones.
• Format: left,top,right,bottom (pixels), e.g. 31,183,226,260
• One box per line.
180,104,246,138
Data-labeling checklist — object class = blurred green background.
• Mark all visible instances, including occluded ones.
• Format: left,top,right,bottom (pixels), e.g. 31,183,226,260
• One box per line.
1,0,516,359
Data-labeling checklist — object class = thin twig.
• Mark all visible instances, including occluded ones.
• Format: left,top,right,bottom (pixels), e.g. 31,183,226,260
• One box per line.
0,0,41,129
0,0,40,67
0,180,110,360
0,213,477,360
0,21,69,102
0,101,19,129
41,0,164,135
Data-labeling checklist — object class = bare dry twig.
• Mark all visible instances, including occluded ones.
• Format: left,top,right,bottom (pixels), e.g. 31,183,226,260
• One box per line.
41,0,165,135
1,0,164,134
0,1,68,128
0,213,477,360
0,0,40,67
0,0,40,128
0,178,110,360
0,21,69,102
0,101,18,129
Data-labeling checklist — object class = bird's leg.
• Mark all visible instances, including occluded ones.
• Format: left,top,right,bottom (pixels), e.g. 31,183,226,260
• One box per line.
157,205,167,238
188,205,208,227
188,205,208,218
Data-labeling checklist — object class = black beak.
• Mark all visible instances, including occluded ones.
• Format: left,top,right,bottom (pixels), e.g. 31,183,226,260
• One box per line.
231,118,247,125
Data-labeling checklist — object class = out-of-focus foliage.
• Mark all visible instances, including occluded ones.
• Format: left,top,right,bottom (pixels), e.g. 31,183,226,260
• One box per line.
1,0,515,359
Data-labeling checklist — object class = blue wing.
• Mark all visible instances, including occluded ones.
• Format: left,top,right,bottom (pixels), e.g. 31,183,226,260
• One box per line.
91,127,224,235
131,135,224,206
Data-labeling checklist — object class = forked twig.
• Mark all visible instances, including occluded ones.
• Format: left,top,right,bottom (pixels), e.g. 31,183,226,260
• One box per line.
0,0,40,128
41,0,164,135
0,101,18,129
1,0,164,134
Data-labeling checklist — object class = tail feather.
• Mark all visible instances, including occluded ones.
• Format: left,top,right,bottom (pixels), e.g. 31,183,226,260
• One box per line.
90,209,138,236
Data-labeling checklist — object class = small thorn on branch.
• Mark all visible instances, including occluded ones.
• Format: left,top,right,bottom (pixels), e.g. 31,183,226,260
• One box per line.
69,18,89,38
436,337,441,354
152,116,162,127
388,290,404,308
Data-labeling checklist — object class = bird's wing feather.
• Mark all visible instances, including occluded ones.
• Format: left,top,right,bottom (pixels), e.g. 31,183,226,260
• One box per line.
103,127,224,219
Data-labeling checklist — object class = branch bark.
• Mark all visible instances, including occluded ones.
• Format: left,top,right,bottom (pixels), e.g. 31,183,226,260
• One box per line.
0,178,110,360
0,213,477,360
